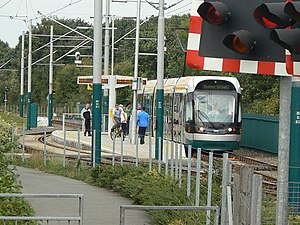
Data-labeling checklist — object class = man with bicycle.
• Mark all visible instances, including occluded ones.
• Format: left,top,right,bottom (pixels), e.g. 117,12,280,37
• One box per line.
111,104,124,133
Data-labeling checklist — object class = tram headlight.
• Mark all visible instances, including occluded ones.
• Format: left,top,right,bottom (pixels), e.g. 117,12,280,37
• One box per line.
227,127,238,133
197,126,206,133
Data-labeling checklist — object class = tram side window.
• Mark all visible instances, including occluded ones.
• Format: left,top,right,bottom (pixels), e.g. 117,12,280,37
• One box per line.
185,101,193,123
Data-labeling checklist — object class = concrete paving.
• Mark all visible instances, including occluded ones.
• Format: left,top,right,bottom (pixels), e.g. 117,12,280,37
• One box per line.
16,166,151,225
51,130,186,161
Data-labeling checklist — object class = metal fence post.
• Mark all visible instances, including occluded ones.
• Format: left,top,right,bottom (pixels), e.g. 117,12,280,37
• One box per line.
11,121,14,159
62,113,65,133
43,127,47,165
214,207,220,225
92,129,96,168
136,130,139,167
22,124,25,162
149,133,152,172
170,141,174,178
120,206,125,225
63,124,66,168
79,195,84,225
165,139,169,176
112,135,116,166
221,153,229,225
175,142,179,180
195,148,202,206
250,174,263,225
121,131,124,166
187,145,192,198
158,137,162,174
179,144,183,188
206,152,214,225
227,185,233,225
77,126,81,172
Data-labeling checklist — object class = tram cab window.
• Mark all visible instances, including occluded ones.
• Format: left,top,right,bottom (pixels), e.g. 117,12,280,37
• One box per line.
195,93,235,124
185,101,193,123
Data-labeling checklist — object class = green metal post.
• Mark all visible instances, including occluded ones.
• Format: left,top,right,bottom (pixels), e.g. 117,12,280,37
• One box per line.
289,78,300,208
48,25,54,127
27,20,32,130
103,90,109,132
20,95,24,117
20,31,25,118
92,0,103,164
27,93,31,130
155,0,165,159
155,90,164,159
92,84,102,163
48,94,53,126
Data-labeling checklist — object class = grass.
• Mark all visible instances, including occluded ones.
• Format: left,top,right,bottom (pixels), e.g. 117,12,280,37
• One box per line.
13,153,223,225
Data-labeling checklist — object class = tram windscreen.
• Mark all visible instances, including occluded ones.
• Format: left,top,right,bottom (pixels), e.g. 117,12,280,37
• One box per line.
195,93,235,124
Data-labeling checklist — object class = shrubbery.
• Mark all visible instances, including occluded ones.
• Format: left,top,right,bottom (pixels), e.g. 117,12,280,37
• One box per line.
0,116,34,220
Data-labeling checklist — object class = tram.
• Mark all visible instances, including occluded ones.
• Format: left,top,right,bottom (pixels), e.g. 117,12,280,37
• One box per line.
138,76,242,152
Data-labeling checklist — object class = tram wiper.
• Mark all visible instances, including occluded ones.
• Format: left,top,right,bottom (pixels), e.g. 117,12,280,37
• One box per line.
197,110,216,130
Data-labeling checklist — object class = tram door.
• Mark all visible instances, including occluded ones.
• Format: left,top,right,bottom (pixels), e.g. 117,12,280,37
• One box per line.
164,94,173,140
173,93,184,142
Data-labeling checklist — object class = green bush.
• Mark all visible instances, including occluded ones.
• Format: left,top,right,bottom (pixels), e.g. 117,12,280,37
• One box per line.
0,117,34,222
0,114,12,149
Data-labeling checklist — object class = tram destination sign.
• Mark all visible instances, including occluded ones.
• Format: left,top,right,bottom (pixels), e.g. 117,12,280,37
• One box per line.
197,80,235,91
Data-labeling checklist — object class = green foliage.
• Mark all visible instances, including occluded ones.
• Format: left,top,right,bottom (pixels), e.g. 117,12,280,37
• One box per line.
0,15,280,115
15,155,223,225
0,114,12,148
0,117,34,221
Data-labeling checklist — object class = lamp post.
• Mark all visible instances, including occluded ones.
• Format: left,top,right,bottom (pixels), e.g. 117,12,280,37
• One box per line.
27,19,33,130
4,87,8,112
92,0,103,164
155,0,165,159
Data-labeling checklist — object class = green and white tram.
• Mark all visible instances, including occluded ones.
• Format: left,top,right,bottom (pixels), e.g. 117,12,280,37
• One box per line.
138,76,242,152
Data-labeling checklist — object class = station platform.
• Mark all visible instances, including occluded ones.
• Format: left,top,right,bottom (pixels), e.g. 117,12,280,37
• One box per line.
51,130,186,160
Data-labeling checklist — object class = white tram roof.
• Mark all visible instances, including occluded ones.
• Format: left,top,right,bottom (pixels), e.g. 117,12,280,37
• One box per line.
185,76,241,94
142,76,241,95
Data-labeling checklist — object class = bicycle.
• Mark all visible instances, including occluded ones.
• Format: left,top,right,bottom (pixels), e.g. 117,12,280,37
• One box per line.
110,124,124,140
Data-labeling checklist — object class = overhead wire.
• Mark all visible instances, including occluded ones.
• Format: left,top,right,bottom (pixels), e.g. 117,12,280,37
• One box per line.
0,0,13,10
25,0,28,21
165,2,191,15
15,0,23,17
28,0,37,18
32,0,83,20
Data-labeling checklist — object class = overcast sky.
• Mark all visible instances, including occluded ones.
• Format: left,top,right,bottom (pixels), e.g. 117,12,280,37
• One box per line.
0,0,191,47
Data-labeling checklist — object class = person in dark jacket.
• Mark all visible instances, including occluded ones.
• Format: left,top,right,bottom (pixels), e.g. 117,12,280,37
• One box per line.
81,103,91,136
137,106,150,145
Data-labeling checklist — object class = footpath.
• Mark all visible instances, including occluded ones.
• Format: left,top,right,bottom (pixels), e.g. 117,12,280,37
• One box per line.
16,167,150,225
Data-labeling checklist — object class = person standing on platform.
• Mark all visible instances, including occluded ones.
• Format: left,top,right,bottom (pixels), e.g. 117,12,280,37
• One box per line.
137,106,150,145
81,103,91,136
119,104,127,139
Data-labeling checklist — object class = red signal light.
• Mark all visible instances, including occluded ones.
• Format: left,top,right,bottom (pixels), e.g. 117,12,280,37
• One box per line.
198,2,230,26
262,17,278,28
207,5,224,25
253,3,295,29
223,30,256,54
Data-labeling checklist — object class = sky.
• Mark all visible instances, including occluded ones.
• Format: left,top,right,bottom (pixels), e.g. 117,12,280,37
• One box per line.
0,0,192,47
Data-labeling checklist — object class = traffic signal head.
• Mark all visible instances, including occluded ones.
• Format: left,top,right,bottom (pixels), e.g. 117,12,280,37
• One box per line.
223,30,256,54
196,0,286,64
253,3,295,28
197,2,231,25
270,29,300,54
285,2,300,22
